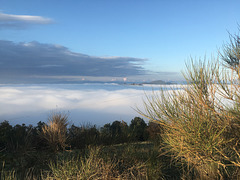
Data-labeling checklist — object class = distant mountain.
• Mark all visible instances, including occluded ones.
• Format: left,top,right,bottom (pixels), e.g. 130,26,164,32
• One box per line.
143,80,173,85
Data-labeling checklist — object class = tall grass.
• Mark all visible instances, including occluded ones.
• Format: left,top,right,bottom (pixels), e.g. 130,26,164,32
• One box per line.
1,162,16,180
41,112,69,152
43,146,148,179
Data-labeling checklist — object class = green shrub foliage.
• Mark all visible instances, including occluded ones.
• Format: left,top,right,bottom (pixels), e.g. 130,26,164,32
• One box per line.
138,30,240,179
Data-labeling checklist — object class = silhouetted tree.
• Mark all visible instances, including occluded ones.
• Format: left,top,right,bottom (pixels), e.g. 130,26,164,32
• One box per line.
100,120,129,145
147,121,163,144
129,117,148,141
0,120,12,151
100,123,112,145
68,124,99,149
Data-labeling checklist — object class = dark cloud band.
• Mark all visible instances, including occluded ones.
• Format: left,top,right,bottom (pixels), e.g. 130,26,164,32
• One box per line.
0,40,147,83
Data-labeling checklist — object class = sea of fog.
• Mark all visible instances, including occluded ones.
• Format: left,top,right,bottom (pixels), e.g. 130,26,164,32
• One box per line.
0,83,182,126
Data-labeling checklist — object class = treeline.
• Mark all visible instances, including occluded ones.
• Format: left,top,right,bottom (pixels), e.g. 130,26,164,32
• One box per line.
0,116,161,153
0,115,164,178
0,115,165,179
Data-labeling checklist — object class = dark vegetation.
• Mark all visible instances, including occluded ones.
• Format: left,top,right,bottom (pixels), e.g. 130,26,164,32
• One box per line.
0,116,169,179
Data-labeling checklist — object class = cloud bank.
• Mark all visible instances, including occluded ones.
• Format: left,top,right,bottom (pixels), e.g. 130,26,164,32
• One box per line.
0,12,53,29
0,84,183,125
0,84,149,125
0,40,148,83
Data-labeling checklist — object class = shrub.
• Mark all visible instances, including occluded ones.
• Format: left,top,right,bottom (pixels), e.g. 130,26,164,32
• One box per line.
138,30,240,179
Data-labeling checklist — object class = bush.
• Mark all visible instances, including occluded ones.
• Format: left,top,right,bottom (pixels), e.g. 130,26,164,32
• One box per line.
139,30,240,179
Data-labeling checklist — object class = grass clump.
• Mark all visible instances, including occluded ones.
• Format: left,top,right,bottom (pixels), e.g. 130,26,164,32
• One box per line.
1,163,16,180
43,146,148,180
41,112,69,152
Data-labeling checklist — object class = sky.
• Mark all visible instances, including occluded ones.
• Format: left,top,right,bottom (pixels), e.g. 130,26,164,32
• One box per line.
0,0,240,83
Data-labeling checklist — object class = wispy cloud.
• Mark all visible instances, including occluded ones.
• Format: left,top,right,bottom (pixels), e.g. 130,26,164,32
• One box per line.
0,12,53,29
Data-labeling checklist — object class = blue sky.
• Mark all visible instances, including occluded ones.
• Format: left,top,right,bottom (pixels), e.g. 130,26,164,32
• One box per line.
0,0,240,82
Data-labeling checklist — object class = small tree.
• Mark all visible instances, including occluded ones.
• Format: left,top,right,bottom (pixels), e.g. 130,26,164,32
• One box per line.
147,121,163,143
100,123,112,145
129,117,148,142
0,121,12,151
110,120,129,144
68,124,99,149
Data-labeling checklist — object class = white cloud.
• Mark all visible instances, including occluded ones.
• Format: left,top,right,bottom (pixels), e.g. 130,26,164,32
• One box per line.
0,84,157,125
0,12,53,29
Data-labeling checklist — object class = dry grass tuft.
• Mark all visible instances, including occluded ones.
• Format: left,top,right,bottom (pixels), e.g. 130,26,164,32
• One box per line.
41,112,69,152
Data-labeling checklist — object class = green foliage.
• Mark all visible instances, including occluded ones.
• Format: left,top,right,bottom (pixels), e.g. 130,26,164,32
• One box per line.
0,115,162,179
130,117,148,141
221,30,240,70
139,60,232,179
43,146,148,180
0,121,12,151
147,121,163,144
138,29,240,179
68,124,99,149
99,123,112,145
100,120,130,145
